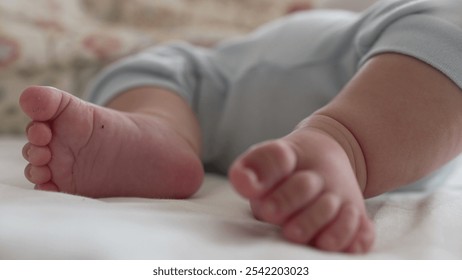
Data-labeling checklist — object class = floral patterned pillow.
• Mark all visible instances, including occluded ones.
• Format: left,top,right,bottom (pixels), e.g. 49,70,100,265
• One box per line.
0,0,302,134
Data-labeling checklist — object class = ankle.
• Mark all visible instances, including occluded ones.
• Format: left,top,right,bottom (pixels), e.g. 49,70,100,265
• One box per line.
295,114,367,192
127,111,202,157
107,87,203,156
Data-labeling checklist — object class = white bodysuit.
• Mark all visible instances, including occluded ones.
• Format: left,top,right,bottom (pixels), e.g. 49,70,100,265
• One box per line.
87,0,462,187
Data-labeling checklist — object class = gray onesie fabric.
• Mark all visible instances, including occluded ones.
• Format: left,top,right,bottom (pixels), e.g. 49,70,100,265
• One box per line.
87,0,462,185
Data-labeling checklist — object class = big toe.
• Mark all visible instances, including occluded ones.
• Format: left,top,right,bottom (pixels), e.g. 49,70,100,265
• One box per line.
20,86,69,121
229,140,297,199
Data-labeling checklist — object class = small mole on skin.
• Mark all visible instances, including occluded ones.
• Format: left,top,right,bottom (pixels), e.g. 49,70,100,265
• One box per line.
101,125,105,129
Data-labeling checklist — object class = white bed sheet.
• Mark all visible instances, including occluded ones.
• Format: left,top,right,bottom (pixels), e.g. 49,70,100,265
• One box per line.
1,136,462,259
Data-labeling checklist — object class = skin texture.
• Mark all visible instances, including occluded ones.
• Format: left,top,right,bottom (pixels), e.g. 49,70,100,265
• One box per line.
20,53,462,253
21,86,203,198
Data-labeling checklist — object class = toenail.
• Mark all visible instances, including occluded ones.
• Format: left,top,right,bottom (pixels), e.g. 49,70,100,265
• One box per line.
243,168,258,183
29,166,51,184
30,168,38,181
23,146,31,160
25,165,32,179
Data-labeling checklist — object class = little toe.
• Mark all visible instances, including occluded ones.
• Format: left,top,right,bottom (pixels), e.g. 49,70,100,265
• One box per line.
25,164,52,185
26,122,52,146
23,143,51,166
35,182,59,192
315,203,360,252
282,192,342,244
229,140,297,199
20,86,69,121
258,171,323,224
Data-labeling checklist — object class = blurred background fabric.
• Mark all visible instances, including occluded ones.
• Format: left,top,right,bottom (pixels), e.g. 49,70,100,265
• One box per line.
0,0,376,134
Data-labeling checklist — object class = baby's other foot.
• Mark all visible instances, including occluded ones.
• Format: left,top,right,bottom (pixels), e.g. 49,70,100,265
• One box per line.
20,86,203,198
229,129,374,253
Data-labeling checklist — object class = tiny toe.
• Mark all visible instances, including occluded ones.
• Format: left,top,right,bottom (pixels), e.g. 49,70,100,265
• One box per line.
25,164,52,185
26,122,52,146
259,171,323,224
315,204,360,251
229,140,297,198
228,165,260,198
283,192,342,244
35,182,59,192
23,143,51,166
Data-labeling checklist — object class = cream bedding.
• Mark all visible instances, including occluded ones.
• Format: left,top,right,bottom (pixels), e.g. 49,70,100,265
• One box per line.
1,0,461,261
1,137,462,259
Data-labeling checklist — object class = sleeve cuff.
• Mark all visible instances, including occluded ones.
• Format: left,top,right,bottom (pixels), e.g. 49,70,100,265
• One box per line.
358,13,462,90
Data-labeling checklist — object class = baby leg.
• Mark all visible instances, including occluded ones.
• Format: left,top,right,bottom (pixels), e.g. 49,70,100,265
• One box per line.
230,53,462,253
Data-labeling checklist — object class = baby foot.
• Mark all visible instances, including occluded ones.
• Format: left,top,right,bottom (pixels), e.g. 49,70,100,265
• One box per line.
229,128,374,253
20,86,203,198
